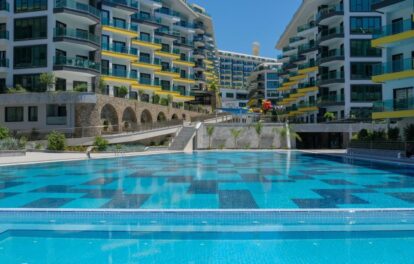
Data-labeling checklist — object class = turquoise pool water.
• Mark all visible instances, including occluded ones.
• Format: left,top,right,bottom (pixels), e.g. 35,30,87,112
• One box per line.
0,210,414,264
0,151,413,209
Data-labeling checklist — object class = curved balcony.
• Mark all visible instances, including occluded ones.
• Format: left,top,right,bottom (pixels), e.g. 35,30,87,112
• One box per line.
101,44,138,60
53,28,99,50
131,57,162,71
317,71,344,86
318,94,345,107
372,58,414,82
102,19,138,37
297,21,317,36
319,49,344,66
54,0,100,24
53,56,100,75
102,0,138,13
298,62,318,74
317,3,344,25
298,42,318,54
155,67,180,78
101,69,137,84
131,35,162,50
318,27,344,45
131,13,162,27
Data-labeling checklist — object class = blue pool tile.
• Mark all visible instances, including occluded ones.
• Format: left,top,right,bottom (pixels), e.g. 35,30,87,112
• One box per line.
82,177,119,185
240,174,269,182
188,181,218,194
389,193,414,203
219,190,258,209
293,198,337,208
0,182,25,190
322,179,355,186
101,194,150,208
168,176,194,183
22,198,74,208
31,185,75,193
79,189,124,199
62,198,111,209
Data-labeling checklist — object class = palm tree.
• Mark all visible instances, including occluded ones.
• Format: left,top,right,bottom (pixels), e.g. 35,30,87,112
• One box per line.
274,124,302,149
206,125,215,149
324,112,335,122
230,128,243,148
254,122,263,148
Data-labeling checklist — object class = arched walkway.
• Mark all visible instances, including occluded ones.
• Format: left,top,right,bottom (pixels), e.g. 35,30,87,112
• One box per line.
157,112,167,122
101,104,119,132
122,107,137,131
171,114,179,120
140,109,153,124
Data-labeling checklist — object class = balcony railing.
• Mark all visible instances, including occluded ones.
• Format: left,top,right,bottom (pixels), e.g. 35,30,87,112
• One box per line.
298,42,317,53
102,43,138,56
319,49,344,64
0,58,8,67
282,46,296,53
373,97,414,112
297,21,317,33
317,3,344,21
318,71,345,85
53,28,100,44
102,69,137,79
54,56,100,71
131,13,162,24
289,36,305,44
155,8,180,17
373,18,414,39
373,58,414,76
102,19,138,32
298,61,316,70
103,0,138,9
54,0,100,18
318,95,345,106
319,27,344,42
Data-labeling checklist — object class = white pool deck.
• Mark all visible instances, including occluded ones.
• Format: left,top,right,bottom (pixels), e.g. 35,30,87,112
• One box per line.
0,149,347,167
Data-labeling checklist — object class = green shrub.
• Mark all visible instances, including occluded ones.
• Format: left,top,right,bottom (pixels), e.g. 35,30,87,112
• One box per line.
160,98,169,106
0,138,20,151
0,126,9,140
19,136,28,149
94,136,109,151
387,127,400,141
357,129,369,141
117,86,128,98
8,85,27,94
371,129,386,141
47,131,66,151
74,83,88,92
153,94,160,104
404,124,414,141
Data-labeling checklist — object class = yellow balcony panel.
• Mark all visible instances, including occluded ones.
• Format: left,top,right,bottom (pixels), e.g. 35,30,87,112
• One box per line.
131,61,162,71
298,66,318,74
205,60,213,65
278,86,291,92
289,74,306,81
173,77,196,84
154,51,180,59
290,92,306,98
155,90,180,96
131,39,162,50
173,95,195,102
102,26,137,37
282,81,298,87
372,30,414,48
131,83,161,91
101,50,136,60
299,86,319,93
101,75,136,85
372,109,414,120
372,70,414,83
299,106,318,112
174,60,195,67
155,71,180,78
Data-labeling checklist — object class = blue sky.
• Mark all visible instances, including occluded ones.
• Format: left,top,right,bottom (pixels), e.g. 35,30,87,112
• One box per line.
193,0,302,58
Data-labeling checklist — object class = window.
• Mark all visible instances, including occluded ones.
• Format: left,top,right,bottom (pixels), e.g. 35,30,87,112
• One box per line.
350,0,374,12
225,93,234,98
113,18,126,29
140,52,151,63
28,106,38,122
161,43,170,52
14,16,47,40
55,78,66,91
393,87,413,110
350,107,373,119
350,17,381,34
14,74,46,92
0,78,5,94
267,81,279,89
266,73,278,80
351,84,382,102
161,80,170,90
46,104,67,125
14,0,47,13
101,60,109,75
5,107,24,122
14,45,47,68
350,39,381,57
140,73,151,85
113,64,126,77
351,62,380,79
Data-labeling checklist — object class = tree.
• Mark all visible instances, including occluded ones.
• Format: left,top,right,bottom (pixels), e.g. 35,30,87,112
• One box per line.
153,94,160,104
274,124,302,149
206,125,215,149
47,131,66,151
39,73,55,91
230,128,243,148
324,112,335,122
0,126,9,140
387,127,400,141
98,79,107,94
404,124,414,141
254,122,263,148
118,86,128,98
74,83,88,92
138,90,144,101
94,136,109,151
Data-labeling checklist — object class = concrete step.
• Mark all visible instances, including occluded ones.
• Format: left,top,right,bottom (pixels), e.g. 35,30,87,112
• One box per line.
169,127,196,151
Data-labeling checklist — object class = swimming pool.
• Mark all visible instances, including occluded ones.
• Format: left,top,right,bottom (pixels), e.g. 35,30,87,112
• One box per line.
1,210,414,264
0,151,413,209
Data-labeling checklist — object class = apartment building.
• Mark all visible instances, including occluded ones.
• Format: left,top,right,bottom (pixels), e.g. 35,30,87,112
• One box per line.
218,50,278,90
276,0,384,123
371,0,414,121
246,62,282,105
0,0,217,132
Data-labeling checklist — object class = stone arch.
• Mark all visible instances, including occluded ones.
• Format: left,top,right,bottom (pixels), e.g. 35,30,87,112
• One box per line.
182,113,186,121
101,103,119,132
157,111,167,122
122,107,137,131
140,109,153,124
171,113,179,120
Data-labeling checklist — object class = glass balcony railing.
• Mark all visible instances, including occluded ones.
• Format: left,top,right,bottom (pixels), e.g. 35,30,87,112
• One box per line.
53,28,99,44
54,0,100,18
318,94,345,105
131,13,162,24
155,8,180,17
103,0,138,9
54,56,100,71
373,18,414,39
102,43,138,56
317,3,344,21
373,58,414,76
289,36,305,44
318,71,345,84
298,82,317,89
298,101,317,108
283,46,296,53
0,58,9,67
298,61,316,70
133,35,161,45
320,49,344,62
298,42,317,53
160,67,180,74
0,30,9,39
138,78,157,86
102,19,138,32
373,97,414,113
102,69,137,79
297,21,317,33
319,27,344,42
0,1,9,11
